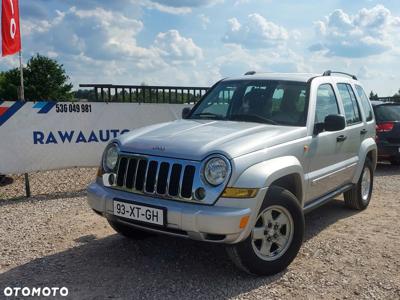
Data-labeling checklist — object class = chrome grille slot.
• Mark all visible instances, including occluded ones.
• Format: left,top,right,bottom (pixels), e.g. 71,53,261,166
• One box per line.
168,164,182,196
125,159,137,189
116,157,128,187
156,162,169,194
114,155,200,202
135,159,148,191
181,165,195,198
145,161,158,193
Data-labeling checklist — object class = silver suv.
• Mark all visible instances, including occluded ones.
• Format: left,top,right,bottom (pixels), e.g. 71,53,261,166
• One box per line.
87,71,377,275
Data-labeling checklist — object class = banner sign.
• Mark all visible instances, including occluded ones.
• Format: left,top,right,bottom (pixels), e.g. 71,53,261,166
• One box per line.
0,101,190,174
1,0,21,56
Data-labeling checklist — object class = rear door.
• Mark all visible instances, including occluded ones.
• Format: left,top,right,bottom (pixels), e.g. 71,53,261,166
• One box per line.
334,82,365,176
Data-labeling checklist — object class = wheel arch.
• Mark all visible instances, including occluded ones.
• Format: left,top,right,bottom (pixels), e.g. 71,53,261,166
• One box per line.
353,138,377,184
232,156,306,206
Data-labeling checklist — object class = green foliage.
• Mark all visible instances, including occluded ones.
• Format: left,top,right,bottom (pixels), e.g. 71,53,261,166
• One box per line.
0,54,73,101
369,91,379,100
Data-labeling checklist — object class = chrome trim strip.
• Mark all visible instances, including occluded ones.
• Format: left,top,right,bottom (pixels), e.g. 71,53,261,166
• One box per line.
312,162,357,185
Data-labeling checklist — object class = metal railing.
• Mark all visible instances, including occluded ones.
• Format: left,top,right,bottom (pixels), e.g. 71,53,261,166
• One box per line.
375,97,400,103
79,84,210,104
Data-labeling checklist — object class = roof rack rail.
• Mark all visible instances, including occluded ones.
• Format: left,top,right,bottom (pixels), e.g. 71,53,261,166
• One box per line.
323,70,357,80
244,71,256,75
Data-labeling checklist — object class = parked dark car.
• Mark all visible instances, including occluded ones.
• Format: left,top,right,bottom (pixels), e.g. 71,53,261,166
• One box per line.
371,101,400,165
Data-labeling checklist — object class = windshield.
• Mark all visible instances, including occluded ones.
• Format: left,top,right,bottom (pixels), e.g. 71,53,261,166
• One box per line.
189,80,309,126
374,104,400,122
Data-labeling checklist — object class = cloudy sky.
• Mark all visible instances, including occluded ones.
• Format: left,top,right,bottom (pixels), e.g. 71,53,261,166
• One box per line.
2,0,400,96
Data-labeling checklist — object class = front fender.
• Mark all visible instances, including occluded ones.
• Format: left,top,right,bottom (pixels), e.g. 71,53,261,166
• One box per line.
232,156,305,205
352,138,377,183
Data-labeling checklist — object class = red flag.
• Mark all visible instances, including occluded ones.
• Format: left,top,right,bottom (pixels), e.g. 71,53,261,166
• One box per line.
1,0,21,56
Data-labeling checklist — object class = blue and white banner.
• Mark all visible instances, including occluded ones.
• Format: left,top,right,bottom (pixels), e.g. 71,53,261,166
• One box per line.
0,101,189,174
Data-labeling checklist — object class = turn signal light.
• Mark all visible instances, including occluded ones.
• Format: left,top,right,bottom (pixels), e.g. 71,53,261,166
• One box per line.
239,216,250,229
222,187,259,198
376,122,394,132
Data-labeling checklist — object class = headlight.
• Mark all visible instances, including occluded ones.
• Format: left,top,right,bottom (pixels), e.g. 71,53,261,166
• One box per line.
204,156,230,186
103,143,119,172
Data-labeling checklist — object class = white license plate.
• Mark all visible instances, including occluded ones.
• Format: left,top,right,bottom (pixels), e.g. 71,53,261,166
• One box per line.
113,200,165,226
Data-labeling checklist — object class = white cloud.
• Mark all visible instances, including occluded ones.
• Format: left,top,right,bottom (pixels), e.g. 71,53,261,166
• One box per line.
198,14,210,29
154,30,203,64
223,14,289,48
310,5,400,58
137,0,223,15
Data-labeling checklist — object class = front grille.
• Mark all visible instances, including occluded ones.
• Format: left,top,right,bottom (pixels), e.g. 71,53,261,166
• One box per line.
115,154,197,200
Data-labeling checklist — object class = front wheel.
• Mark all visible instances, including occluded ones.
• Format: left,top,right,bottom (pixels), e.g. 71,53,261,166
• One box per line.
344,158,374,210
226,186,304,276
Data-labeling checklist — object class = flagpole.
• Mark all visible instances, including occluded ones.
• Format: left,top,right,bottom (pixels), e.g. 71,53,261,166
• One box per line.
19,50,30,197
19,50,24,100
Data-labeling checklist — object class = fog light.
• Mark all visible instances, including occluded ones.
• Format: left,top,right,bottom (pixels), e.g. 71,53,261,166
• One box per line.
108,173,116,186
195,187,206,200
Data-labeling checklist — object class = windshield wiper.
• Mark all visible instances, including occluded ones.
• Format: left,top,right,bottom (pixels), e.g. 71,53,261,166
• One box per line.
191,112,224,119
230,114,279,125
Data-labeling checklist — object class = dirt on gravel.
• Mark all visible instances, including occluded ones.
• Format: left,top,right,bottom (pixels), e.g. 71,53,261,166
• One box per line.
0,165,399,299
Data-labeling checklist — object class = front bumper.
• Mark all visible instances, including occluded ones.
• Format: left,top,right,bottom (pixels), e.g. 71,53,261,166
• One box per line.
87,182,265,244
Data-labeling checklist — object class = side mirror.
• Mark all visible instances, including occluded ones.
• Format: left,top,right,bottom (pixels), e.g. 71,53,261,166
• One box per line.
324,114,346,132
182,107,191,119
314,114,346,135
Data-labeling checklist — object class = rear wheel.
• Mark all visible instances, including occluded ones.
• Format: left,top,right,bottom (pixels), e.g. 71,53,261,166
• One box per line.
226,186,304,276
344,158,374,210
107,219,154,240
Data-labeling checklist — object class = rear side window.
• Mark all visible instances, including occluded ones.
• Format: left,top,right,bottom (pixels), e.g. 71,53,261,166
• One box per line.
315,84,339,123
355,85,374,121
337,83,361,125
374,105,400,122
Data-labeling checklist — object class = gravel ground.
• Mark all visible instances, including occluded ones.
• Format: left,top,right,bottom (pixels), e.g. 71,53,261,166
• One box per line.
0,165,399,299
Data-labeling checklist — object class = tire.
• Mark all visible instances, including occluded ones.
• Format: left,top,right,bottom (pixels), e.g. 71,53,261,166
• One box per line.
0,175,5,184
107,219,154,240
390,158,400,166
344,158,374,210
226,186,304,276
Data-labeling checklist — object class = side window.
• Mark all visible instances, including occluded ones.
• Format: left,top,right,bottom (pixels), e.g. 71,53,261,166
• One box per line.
315,84,339,123
202,85,236,115
337,83,361,125
355,85,374,121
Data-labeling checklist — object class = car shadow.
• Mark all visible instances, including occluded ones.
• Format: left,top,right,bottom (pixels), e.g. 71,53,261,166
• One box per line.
0,189,87,206
375,162,400,177
0,198,360,299
0,176,14,187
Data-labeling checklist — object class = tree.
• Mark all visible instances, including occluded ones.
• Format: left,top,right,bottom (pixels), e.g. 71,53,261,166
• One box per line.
0,54,73,101
369,91,379,100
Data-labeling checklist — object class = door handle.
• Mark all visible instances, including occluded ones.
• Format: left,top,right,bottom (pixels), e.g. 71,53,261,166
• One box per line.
336,135,347,142
360,129,368,135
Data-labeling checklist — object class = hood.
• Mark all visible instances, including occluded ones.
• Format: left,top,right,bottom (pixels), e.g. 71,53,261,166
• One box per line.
118,119,307,161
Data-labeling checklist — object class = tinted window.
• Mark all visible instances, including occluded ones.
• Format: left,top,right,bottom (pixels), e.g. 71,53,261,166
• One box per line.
190,80,309,126
355,85,373,121
337,83,361,125
374,105,400,122
315,84,339,123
